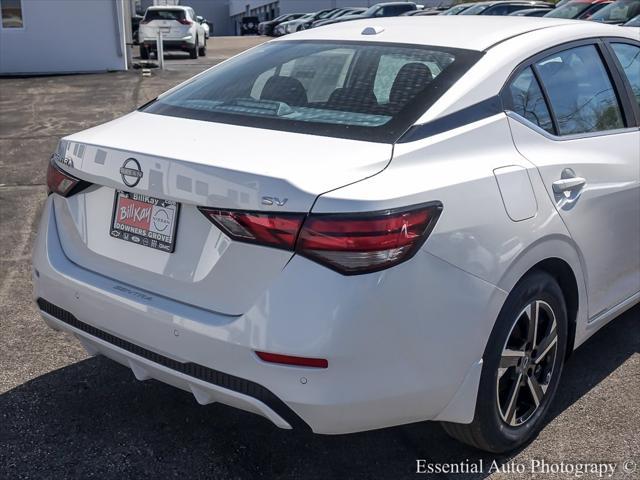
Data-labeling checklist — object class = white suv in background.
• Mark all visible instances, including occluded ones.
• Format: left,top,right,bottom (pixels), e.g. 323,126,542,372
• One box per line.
139,6,206,59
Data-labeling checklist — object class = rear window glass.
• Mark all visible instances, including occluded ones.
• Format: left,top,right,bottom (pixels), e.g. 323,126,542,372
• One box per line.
144,9,186,21
143,41,481,142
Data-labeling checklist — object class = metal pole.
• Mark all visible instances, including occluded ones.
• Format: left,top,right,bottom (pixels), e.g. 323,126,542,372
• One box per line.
157,29,165,69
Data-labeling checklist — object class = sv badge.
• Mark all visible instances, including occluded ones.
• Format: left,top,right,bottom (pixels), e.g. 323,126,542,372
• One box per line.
261,196,288,207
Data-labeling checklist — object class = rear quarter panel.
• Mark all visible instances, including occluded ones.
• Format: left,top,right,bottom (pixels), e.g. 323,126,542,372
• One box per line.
314,114,589,348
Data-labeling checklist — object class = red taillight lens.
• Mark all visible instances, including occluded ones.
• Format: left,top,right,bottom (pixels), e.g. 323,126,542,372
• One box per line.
46,159,88,197
198,203,441,274
296,203,442,274
256,351,328,369
198,207,305,250
178,18,192,25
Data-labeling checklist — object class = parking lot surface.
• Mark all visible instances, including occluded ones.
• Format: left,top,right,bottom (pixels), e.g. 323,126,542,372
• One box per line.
1,37,638,480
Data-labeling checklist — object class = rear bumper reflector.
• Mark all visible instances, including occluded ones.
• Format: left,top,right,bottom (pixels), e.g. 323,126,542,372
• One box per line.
36,298,310,431
256,351,328,369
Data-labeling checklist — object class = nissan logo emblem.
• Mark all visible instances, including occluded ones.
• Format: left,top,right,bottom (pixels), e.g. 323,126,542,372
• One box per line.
119,158,143,188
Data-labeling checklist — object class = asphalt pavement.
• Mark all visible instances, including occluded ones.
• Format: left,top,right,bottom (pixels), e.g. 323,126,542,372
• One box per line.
0,37,638,480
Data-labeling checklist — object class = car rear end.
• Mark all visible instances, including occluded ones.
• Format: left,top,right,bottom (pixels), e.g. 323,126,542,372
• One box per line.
139,7,195,53
33,35,503,433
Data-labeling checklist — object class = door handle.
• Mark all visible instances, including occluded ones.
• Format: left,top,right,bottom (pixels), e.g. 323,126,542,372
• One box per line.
552,177,586,194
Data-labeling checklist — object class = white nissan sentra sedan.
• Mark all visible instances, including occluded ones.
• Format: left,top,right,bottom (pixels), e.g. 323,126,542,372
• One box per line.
34,17,639,452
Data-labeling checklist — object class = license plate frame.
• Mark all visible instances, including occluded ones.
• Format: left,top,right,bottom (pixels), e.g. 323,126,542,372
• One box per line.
110,190,180,253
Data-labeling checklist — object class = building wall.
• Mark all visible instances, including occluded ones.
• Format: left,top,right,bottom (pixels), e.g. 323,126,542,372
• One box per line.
0,0,126,75
188,0,233,36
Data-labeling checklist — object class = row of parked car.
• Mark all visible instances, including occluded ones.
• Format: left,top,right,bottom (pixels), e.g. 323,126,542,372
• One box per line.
257,0,640,36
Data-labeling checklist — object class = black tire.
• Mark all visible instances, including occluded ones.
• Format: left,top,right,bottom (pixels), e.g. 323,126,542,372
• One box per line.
441,270,567,453
198,38,206,57
190,37,198,59
140,44,149,60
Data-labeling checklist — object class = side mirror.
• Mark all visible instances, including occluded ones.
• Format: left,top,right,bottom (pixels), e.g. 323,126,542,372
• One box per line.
197,16,203,23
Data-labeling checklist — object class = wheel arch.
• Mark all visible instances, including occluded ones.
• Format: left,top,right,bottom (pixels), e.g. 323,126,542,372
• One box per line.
496,235,588,358
523,258,579,360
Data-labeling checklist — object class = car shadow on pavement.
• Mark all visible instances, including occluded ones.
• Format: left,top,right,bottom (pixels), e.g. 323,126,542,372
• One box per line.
1,306,637,479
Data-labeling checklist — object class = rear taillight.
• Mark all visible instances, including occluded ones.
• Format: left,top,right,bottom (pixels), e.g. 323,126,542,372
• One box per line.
199,203,442,275
297,203,442,274
197,208,305,250
178,18,192,25
46,158,90,197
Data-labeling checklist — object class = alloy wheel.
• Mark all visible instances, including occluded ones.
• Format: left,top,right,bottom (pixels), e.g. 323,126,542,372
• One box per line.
496,299,559,426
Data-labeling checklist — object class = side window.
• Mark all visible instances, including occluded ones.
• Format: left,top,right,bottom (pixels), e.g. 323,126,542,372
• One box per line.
485,5,509,15
507,6,530,14
535,45,624,135
507,67,555,134
611,43,640,109
384,5,412,16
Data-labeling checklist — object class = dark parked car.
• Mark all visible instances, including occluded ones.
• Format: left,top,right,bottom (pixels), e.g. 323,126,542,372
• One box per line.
320,2,418,27
544,0,613,19
461,1,554,15
240,16,259,35
509,6,555,15
590,0,640,24
258,13,305,36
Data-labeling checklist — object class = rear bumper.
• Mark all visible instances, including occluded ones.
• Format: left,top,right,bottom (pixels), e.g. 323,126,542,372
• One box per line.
32,196,507,434
141,37,194,50
37,298,303,430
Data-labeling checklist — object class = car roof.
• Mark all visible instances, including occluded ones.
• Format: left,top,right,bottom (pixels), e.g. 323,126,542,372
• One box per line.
147,5,189,10
277,16,623,51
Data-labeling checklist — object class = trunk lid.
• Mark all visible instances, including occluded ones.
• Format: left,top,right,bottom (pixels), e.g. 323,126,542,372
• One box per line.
53,111,392,315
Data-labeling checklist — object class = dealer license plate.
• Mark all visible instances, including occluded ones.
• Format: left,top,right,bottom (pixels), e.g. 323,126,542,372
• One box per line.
110,190,179,253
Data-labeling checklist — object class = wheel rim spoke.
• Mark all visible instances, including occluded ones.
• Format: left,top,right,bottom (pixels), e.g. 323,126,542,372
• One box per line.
534,331,558,364
527,375,546,407
504,372,523,425
498,349,524,379
525,301,539,346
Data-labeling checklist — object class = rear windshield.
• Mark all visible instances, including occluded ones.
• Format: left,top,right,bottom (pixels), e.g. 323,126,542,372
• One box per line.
143,41,481,142
144,9,185,21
